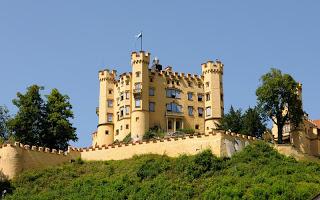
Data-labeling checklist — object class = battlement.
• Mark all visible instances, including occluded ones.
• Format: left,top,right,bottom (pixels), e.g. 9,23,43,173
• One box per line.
99,69,117,82
201,60,224,74
81,131,257,161
81,131,256,152
0,142,80,179
131,51,151,65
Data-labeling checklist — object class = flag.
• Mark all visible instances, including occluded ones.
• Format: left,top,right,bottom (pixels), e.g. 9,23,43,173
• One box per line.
135,32,142,39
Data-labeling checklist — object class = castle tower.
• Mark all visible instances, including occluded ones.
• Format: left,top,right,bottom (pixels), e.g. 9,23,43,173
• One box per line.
95,69,117,146
201,60,224,134
130,51,150,141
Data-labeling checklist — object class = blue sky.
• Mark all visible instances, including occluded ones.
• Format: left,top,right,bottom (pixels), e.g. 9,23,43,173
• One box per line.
1,1,319,147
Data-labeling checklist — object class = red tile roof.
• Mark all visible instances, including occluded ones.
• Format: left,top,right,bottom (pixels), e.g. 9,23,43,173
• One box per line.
312,120,320,129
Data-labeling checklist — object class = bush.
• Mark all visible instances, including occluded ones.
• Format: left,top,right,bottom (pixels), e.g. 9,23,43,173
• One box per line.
176,128,195,134
122,134,132,144
136,156,170,180
143,127,166,140
186,149,223,179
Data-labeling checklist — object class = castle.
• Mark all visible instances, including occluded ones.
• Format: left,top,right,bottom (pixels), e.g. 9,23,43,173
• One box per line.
93,51,224,146
1,50,319,180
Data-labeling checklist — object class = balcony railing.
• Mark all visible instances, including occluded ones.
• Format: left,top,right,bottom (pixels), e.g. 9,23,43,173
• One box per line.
165,111,184,117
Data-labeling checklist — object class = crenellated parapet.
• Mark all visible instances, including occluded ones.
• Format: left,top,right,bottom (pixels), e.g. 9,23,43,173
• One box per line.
80,131,257,152
0,142,80,179
201,60,224,75
99,69,117,82
131,51,150,65
81,131,257,161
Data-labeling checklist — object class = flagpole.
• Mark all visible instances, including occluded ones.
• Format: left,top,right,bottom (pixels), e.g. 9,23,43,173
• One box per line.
140,32,143,51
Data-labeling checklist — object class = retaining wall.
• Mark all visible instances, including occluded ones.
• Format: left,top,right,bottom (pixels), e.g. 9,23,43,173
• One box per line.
0,142,80,179
81,132,255,161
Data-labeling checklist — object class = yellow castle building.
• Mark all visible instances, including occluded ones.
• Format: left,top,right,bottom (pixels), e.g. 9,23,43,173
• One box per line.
93,51,224,146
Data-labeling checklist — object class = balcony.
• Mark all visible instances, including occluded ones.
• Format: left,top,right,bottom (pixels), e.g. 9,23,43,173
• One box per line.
165,111,184,117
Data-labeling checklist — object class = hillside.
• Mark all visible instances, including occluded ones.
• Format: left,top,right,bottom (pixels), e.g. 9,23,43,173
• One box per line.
2,142,320,200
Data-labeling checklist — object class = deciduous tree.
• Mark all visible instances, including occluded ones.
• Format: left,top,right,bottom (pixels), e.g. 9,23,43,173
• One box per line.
256,68,303,144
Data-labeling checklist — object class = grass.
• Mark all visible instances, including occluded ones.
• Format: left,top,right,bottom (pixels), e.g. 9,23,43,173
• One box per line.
3,141,320,200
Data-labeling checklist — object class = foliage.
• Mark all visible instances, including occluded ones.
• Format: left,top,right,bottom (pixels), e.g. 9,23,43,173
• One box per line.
7,85,77,150
218,106,266,138
0,105,11,141
4,142,320,200
7,85,47,147
219,106,243,133
256,68,304,143
241,107,267,138
176,128,195,134
122,133,132,144
143,127,166,140
44,88,77,150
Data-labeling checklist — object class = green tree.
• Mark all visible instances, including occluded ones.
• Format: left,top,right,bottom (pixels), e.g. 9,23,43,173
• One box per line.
44,88,77,150
8,85,77,150
8,85,46,146
241,107,266,138
218,106,243,133
256,68,303,144
0,105,11,142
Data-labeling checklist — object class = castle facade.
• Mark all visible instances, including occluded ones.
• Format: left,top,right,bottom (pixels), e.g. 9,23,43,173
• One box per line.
93,51,224,146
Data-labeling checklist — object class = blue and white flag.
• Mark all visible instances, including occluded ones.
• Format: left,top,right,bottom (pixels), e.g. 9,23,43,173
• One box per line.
135,32,142,39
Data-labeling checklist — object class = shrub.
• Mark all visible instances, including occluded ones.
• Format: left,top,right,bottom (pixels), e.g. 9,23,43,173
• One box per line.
176,128,195,134
186,149,223,179
143,127,165,140
137,156,170,180
122,134,132,144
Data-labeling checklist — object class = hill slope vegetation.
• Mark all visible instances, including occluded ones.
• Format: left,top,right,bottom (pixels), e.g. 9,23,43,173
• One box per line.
3,142,320,200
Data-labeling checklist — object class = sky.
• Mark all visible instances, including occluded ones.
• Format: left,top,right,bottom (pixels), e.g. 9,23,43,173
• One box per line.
0,1,319,147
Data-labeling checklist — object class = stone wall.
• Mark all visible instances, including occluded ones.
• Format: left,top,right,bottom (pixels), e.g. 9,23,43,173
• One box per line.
0,132,256,179
0,142,80,180
81,132,255,161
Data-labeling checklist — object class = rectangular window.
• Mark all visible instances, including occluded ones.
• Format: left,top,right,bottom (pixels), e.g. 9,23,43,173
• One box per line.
126,124,129,129
149,102,155,112
107,99,113,107
105,130,109,135
195,124,199,130
136,71,141,77
126,80,129,85
108,89,113,94
120,93,124,101
166,103,182,113
150,78,153,82
149,88,155,96
188,82,192,87
198,107,203,117
107,113,113,122
206,106,211,117
198,94,203,102
187,92,193,100
166,89,180,99
206,93,210,101
135,82,141,90
135,99,141,108
120,107,124,117
116,129,119,135
188,106,193,116
206,82,209,87
125,106,130,115
125,91,130,99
